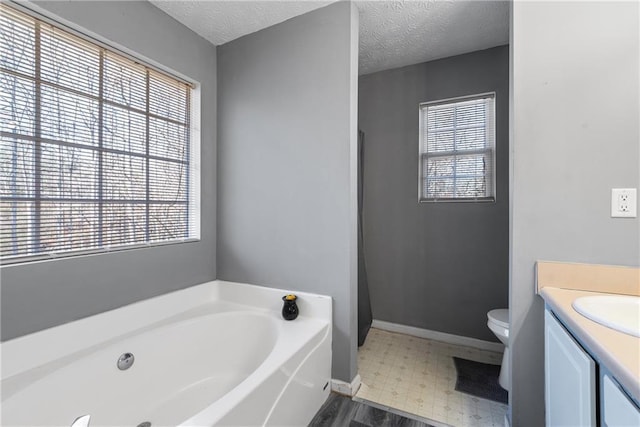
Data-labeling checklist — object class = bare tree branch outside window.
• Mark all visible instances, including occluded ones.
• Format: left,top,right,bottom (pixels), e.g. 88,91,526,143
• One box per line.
0,4,193,263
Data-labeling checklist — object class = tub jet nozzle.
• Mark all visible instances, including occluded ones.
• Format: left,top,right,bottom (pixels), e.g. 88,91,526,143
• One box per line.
117,352,135,370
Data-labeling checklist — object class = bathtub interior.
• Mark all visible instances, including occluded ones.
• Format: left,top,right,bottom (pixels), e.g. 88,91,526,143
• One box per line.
1,280,332,427
3,311,280,426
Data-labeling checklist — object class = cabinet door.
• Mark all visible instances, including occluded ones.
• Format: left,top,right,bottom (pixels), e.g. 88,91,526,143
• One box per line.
602,373,640,426
545,309,596,426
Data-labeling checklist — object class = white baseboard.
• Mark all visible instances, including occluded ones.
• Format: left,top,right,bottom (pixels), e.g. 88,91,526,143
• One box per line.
371,319,504,353
331,374,361,396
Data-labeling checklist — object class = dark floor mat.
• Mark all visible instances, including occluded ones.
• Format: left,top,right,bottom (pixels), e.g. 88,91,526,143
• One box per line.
452,357,508,404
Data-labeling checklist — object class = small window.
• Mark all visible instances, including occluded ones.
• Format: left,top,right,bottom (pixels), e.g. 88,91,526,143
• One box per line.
1,4,200,264
419,93,496,202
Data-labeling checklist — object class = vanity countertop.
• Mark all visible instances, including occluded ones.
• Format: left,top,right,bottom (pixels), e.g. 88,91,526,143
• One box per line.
536,261,640,405
540,286,640,404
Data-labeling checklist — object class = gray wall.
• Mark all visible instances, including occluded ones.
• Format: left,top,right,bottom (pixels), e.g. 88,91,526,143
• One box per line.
1,1,217,341
511,2,639,425
217,2,359,382
358,46,509,342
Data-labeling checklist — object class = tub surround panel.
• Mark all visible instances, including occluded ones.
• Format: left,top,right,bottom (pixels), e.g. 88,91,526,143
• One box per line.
536,261,640,296
262,337,332,426
217,2,359,383
197,312,331,427
358,46,509,343
1,0,218,341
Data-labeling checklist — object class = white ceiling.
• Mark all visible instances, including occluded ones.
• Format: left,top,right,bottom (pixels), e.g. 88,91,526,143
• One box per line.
150,0,510,75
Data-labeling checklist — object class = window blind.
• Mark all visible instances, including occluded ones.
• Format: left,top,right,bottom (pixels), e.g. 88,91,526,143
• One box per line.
0,4,198,263
419,93,496,201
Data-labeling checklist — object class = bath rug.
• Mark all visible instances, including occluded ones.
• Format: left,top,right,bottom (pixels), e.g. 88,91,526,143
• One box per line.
452,357,508,404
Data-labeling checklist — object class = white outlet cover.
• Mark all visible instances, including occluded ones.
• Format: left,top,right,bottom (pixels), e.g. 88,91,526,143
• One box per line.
611,188,637,218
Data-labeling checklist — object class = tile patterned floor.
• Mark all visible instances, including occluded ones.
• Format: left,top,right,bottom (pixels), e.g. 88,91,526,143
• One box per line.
356,328,508,427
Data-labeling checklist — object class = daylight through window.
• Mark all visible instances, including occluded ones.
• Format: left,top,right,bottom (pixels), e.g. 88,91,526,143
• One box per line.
419,93,495,202
1,4,198,263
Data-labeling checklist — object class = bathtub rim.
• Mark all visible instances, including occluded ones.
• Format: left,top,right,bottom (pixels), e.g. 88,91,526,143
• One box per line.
1,307,284,400
1,280,332,381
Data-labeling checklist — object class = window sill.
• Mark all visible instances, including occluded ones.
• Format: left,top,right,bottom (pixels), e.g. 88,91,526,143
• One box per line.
419,197,496,203
0,238,201,267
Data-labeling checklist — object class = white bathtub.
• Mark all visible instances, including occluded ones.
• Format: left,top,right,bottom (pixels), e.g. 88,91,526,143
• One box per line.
1,280,332,426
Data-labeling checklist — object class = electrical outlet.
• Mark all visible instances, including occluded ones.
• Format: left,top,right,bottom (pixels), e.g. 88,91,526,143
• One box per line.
611,188,637,218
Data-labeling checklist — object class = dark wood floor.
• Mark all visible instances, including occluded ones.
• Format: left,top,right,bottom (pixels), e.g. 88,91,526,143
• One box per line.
309,393,437,427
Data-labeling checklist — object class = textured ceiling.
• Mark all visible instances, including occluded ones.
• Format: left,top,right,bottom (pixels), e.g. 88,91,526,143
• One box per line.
150,0,509,75
358,1,509,74
150,1,335,45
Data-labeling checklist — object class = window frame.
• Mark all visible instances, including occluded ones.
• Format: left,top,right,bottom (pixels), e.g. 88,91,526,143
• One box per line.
418,92,496,203
0,2,201,265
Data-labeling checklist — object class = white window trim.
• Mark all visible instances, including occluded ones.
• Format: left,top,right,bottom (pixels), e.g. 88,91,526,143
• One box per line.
418,92,496,203
1,2,202,265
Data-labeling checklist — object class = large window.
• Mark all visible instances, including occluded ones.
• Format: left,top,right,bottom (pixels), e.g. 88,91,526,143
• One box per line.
0,4,199,264
419,93,496,202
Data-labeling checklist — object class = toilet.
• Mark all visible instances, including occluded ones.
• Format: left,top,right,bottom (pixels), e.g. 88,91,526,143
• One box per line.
487,308,510,391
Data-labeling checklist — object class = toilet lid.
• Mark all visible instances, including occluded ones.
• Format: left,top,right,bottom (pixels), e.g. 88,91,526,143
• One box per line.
488,309,509,328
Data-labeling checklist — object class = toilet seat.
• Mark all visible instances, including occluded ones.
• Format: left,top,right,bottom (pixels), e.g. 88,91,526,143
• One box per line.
488,309,509,329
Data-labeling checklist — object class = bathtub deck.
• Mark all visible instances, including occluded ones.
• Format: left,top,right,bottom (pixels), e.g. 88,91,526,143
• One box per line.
309,393,441,427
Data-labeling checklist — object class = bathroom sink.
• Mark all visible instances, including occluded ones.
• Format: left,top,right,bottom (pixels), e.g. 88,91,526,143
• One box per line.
572,295,640,338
